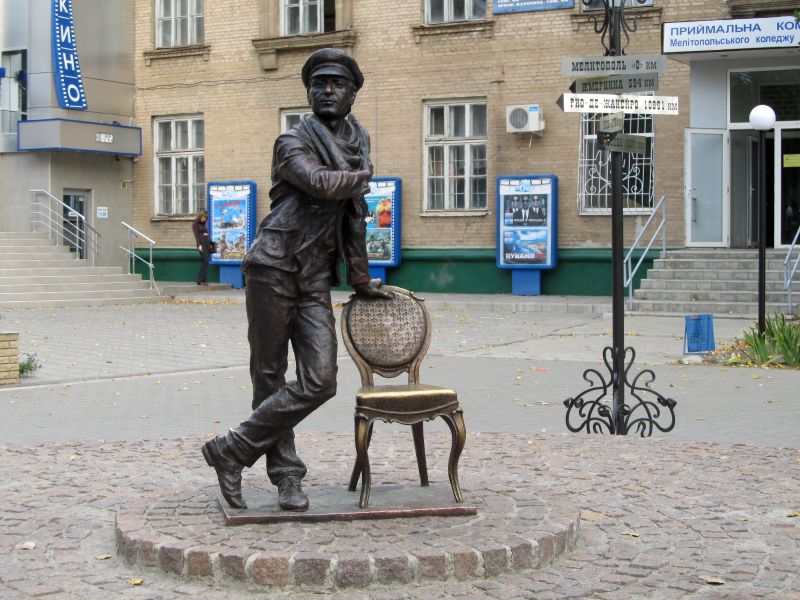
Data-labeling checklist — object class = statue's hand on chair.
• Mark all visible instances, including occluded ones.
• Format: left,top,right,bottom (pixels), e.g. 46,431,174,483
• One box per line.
354,278,392,299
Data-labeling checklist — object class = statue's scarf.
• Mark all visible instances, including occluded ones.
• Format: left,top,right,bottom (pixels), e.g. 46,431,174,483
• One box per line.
295,113,370,177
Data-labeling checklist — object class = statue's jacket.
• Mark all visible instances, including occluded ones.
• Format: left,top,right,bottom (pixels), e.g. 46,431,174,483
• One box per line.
243,114,372,287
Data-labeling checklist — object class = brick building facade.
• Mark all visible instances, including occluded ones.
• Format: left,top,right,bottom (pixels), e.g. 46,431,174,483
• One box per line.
128,0,794,293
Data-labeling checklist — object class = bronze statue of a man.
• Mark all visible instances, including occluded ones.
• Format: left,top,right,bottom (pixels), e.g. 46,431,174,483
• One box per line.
202,48,389,511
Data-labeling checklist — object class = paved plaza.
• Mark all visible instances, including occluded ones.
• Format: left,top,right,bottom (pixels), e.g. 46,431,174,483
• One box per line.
1,290,799,598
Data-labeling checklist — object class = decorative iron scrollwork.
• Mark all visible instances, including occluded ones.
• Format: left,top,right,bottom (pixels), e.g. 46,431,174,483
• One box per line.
581,0,649,56
564,346,677,436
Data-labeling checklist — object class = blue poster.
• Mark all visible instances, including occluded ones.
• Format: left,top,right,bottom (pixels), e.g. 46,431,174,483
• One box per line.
493,0,574,14
365,178,401,267
207,181,257,265
496,175,558,270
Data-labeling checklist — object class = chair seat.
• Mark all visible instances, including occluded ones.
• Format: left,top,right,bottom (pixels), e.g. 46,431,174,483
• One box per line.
356,383,458,414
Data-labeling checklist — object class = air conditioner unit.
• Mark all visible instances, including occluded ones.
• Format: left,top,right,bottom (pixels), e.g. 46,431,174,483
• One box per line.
506,104,545,134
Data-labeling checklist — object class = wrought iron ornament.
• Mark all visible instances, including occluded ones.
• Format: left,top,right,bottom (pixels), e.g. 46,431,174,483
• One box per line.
581,0,648,57
564,347,676,436
565,0,676,436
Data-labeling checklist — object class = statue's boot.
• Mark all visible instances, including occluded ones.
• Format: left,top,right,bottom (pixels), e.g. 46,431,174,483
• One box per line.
277,476,309,511
202,437,247,509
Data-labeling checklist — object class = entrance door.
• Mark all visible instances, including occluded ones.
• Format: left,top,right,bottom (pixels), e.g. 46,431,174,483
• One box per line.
62,190,89,259
779,128,800,246
685,129,729,246
747,136,759,247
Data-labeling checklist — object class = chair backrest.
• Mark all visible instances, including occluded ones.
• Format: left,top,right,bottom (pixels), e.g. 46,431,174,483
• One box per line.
340,286,432,386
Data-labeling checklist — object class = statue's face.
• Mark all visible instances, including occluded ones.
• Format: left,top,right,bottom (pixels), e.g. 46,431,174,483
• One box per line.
308,75,357,121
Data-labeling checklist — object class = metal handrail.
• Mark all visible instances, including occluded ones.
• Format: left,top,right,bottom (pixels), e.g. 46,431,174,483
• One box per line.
120,221,159,295
784,224,800,313
624,195,668,310
30,188,101,266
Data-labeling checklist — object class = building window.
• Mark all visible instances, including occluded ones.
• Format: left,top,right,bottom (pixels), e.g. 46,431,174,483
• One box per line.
156,0,204,48
424,100,488,211
0,50,27,134
154,116,205,216
281,108,312,132
578,109,654,214
282,0,335,36
426,0,487,24
582,0,653,9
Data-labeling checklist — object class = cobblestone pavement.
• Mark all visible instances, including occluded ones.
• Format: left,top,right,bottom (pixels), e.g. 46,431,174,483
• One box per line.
1,433,798,599
1,292,800,598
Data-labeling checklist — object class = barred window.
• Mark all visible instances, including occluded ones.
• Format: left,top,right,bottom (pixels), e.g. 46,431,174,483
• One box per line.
582,0,653,10
154,116,205,216
578,109,654,214
156,0,204,48
424,100,488,211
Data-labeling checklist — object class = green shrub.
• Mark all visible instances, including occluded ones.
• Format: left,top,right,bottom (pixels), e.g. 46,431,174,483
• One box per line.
18,353,42,377
741,315,800,368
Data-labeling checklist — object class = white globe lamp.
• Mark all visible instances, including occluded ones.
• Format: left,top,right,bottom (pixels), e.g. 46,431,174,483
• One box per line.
748,105,776,131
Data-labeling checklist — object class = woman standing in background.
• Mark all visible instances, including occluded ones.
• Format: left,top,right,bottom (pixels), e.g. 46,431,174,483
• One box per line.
192,212,211,286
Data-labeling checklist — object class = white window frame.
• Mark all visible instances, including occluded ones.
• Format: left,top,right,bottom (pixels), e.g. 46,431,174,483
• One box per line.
154,115,205,217
280,108,312,132
281,0,335,36
423,99,488,212
425,0,487,25
156,0,204,48
578,102,655,215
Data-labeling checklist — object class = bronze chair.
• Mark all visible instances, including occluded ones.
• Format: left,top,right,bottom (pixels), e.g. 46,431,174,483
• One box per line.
340,285,466,509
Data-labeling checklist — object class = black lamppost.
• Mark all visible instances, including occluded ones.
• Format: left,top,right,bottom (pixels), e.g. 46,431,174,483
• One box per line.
748,104,776,336
564,0,676,436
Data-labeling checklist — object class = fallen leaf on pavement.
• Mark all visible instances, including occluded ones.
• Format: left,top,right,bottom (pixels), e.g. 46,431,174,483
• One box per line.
127,578,144,586
95,554,112,560
581,511,607,522
700,576,726,586
787,510,800,518
15,541,35,550
621,531,640,537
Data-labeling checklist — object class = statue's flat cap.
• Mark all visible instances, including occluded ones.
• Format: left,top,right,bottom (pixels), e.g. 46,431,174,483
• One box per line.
301,48,364,90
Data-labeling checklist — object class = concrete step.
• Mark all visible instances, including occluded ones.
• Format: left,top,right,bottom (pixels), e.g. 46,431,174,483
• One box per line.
0,280,151,294
0,252,88,262
0,288,160,302
0,258,98,268
0,266,122,277
653,258,789,270
0,232,49,240
0,295,165,308
0,273,140,285
644,268,788,281
0,239,60,248
632,299,795,316
0,245,75,254
664,249,788,259
640,278,798,292
634,289,791,303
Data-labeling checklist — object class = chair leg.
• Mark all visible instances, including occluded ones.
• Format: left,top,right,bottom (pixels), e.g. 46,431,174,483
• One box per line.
354,417,372,509
348,420,373,491
411,421,429,487
442,410,466,503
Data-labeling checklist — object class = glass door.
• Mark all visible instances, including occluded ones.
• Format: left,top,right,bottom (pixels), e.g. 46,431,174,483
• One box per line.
685,129,729,246
779,128,800,247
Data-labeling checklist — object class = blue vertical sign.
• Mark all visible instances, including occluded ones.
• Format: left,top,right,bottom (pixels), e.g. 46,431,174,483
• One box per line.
52,0,87,110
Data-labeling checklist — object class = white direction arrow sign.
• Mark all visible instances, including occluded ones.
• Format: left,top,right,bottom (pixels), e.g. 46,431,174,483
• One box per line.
563,55,667,77
557,93,679,115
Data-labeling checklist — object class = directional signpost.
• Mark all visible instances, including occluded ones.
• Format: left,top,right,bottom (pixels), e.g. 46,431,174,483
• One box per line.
560,39,678,437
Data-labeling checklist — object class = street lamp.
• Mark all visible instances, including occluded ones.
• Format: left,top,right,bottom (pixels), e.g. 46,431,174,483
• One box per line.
748,104,776,335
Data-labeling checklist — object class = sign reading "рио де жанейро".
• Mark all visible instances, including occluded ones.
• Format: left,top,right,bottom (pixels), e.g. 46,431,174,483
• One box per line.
52,0,87,110
663,16,800,53
557,93,679,115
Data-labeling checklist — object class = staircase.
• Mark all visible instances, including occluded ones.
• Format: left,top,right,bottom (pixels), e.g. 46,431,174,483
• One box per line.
0,232,162,308
633,248,799,317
